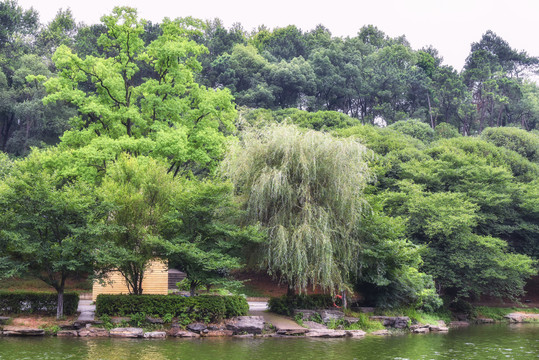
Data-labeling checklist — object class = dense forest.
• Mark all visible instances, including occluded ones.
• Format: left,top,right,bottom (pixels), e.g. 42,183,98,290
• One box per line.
0,1,538,316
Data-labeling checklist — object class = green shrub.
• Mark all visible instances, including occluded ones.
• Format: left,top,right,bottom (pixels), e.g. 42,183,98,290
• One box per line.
388,119,435,143
268,294,334,315
435,123,461,139
95,294,248,323
352,313,386,332
0,291,79,316
482,127,539,163
222,295,249,317
130,312,146,327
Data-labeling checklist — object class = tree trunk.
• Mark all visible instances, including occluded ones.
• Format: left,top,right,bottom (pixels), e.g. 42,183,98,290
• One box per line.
341,290,348,309
0,113,14,151
286,284,295,297
190,280,199,297
56,275,66,319
427,93,435,129
57,290,64,319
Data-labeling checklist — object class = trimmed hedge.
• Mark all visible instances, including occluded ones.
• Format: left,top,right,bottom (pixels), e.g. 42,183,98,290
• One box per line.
0,291,79,316
268,294,334,315
95,294,248,323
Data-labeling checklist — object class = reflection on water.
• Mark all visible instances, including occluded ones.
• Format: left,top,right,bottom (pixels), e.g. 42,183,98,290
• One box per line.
0,324,538,360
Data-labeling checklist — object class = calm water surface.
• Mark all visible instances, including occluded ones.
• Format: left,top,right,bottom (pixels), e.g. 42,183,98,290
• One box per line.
0,324,538,360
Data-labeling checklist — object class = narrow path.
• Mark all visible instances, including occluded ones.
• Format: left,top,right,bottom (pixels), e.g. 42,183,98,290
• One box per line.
76,299,95,323
247,301,268,312
249,310,307,334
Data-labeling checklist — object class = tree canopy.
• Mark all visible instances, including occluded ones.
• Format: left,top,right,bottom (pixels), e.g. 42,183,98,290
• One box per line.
223,124,373,293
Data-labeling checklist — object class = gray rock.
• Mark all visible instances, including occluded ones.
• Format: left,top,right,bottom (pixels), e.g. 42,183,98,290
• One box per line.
57,330,78,337
371,329,390,336
303,320,327,330
78,327,109,337
344,316,359,325
168,329,200,338
146,317,164,324
72,320,102,329
319,310,345,323
207,324,225,331
143,331,166,338
110,327,144,338
203,330,234,337
306,329,346,338
475,318,494,324
409,324,429,331
292,309,318,320
345,330,366,338
429,325,449,332
276,328,308,335
187,322,207,333
59,324,78,330
2,326,44,336
369,316,409,329
226,316,264,334
413,327,430,334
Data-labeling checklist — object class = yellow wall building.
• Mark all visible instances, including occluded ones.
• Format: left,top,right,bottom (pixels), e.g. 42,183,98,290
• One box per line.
92,260,169,301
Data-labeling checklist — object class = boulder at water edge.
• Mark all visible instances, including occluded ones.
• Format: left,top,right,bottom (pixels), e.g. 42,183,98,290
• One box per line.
78,327,109,337
143,331,166,338
57,330,78,337
226,316,264,334
2,326,44,336
109,327,144,338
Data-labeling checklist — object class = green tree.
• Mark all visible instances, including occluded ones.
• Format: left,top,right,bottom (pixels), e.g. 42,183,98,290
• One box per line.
255,25,306,61
0,149,109,318
222,124,373,294
0,54,73,155
97,155,180,295
388,119,435,143
381,182,537,301
353,202,440,310
463,31,539,132
35,8,77,58
166,179,262,295
481,126,539,163
0,0,38,56
43,7,236,174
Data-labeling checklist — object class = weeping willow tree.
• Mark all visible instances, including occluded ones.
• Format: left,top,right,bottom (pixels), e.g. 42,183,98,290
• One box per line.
222,124,373,293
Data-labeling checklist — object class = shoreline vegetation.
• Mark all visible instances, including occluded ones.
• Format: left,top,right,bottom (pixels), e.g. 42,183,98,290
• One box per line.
1,306,538,339
1,291,538,339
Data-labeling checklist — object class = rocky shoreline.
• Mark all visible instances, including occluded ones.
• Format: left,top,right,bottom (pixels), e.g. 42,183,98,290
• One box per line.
1,311,537,339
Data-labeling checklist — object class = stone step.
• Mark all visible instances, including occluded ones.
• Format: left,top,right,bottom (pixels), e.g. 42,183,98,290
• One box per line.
2,326,44,336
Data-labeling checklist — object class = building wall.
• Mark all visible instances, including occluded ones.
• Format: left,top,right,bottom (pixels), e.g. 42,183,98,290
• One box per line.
92,260,168,301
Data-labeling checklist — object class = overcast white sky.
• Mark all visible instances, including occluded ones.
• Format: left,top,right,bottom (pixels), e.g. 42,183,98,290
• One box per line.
16,0,539,71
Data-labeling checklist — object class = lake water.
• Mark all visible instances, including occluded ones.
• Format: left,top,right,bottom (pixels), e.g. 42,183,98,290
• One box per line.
0,324,538,360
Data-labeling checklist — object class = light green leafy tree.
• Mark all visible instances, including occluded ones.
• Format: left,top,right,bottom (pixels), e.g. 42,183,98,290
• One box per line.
43,6,236,175
97,154,180,295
